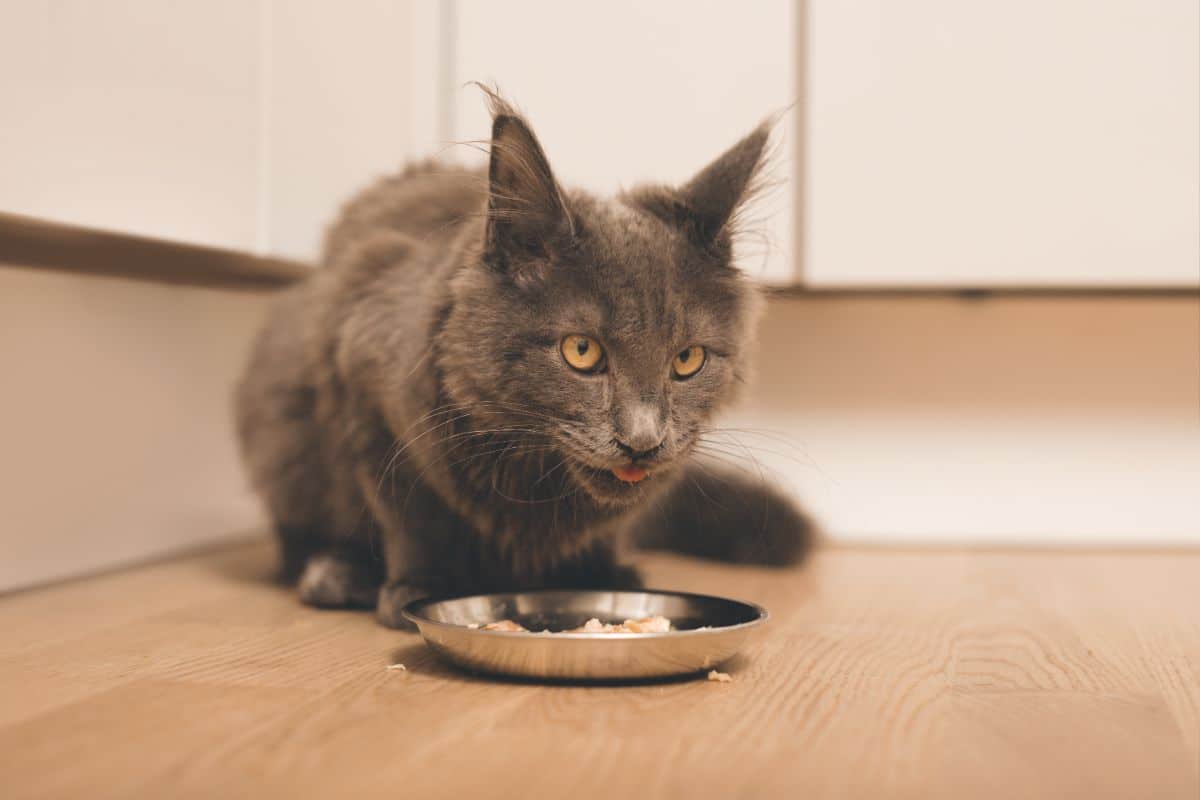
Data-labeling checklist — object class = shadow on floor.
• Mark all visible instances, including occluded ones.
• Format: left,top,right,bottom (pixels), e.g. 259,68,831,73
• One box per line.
201,535,282,587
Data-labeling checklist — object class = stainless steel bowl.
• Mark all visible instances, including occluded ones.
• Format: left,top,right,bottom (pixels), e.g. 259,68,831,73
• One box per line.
402,589,768,681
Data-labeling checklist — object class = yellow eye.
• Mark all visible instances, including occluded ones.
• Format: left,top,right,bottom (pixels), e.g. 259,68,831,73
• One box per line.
672,345,706,378
561,334,605,372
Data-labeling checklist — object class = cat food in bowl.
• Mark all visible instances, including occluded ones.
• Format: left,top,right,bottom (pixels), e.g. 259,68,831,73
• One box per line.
481,615,673,634
403,589,766,681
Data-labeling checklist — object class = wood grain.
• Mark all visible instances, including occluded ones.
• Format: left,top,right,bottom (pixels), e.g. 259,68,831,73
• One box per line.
1,541,1196,799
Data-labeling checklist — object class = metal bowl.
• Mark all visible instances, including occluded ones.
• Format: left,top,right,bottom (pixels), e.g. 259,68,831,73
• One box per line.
402,589,768,681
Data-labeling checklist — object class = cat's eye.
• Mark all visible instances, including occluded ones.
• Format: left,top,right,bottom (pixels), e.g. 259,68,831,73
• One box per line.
672,345,706,379
560,334,605,373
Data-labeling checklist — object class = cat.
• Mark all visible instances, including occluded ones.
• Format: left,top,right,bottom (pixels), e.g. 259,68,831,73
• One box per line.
235,89,812,628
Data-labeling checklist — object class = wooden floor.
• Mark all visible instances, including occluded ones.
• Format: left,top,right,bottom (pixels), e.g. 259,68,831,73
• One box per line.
1,540,1197,799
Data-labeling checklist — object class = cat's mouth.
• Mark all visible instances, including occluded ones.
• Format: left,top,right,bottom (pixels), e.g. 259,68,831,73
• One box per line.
562,456,670,506
588,465,654,498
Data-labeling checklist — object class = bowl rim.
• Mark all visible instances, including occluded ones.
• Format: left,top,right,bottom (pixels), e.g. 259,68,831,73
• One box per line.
401,587,769,640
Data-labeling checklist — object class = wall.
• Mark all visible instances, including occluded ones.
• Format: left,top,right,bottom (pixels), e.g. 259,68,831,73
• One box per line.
0,267,271,592
3,273,1194,594
727,294,1200,543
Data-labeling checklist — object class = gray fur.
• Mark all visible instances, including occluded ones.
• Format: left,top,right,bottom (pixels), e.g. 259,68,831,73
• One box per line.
235,92,811,628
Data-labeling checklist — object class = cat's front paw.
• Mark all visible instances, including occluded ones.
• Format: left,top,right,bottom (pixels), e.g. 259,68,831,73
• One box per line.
376,582,424,630
297,554,380,609
376,576,451,630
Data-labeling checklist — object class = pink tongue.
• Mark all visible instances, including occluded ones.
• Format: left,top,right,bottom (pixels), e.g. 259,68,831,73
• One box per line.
611,465,649,483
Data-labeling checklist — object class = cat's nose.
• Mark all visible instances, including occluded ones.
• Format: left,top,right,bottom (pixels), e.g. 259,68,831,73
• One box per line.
614,437,665,461
614,401,666,458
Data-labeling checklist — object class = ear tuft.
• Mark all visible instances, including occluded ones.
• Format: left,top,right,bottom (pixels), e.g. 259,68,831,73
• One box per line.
476,85,573,272
473,80,520,125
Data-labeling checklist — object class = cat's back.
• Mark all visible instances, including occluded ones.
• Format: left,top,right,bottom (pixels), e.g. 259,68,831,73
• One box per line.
323,160,485,269
237,162,483,520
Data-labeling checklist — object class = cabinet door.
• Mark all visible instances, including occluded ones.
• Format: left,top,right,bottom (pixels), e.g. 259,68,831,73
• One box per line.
0,1,421,262
451,0,798,284
0,1,260,251
804,0,1200,287
260,0,419,260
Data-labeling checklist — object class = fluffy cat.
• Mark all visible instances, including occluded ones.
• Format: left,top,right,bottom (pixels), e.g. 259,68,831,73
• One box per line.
235,91,811,628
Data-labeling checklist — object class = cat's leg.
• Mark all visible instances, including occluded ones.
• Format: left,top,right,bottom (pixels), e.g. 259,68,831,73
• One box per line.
235,284,335,585
270,475,382,609
376,570,455,630
293,439,387,610
357,472,459,630
548,539,645,590
606,561,646,590
276,525,321,584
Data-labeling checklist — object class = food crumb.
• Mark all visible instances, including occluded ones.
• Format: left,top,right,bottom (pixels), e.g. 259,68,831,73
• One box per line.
707,670,733,683
466,623,480,629
481,619,528,632
386,663,407,671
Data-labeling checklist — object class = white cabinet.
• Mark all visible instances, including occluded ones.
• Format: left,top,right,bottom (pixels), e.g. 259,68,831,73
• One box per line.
261,0,418,260
3,2,1195,285
0,0,419,261
804,0,1200,287
446,0,1198,287
0,1,261,251
449,0,798,284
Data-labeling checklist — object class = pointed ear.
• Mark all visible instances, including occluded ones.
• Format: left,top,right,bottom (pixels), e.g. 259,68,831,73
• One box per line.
675,123,771,248
484,109,574,270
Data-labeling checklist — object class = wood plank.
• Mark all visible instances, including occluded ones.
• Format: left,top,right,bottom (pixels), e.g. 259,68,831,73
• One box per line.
0,540,1196,799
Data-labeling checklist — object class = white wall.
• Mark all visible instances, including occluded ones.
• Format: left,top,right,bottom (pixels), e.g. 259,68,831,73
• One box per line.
727,295,1200,543
5,275,1192,594
0,267,270,592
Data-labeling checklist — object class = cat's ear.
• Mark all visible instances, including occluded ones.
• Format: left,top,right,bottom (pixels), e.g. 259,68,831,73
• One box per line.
484,101,574,272
672,123,771,249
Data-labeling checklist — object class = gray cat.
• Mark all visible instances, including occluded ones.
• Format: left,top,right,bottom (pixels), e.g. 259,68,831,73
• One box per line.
235,91,811,628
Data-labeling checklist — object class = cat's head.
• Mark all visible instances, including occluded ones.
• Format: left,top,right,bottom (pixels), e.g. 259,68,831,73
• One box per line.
440,93,769,507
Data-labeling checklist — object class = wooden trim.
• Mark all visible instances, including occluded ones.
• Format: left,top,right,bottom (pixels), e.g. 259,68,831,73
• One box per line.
0,211,310,289
765,284,1200,300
